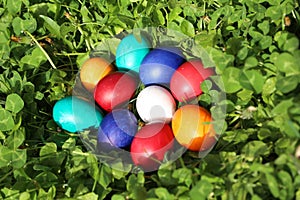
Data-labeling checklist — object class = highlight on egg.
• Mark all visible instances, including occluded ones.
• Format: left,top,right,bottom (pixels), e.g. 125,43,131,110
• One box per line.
139,47,185,86
170,59,215,102
130,122,174,171
116,34,150,72
97,109,138,149
136,85,176,123
53,96,103,133
172,104,216,152
94,71,139,112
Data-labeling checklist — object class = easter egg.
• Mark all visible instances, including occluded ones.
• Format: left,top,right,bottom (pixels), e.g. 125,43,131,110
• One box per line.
139,47,185,86
53,96,103,133
80,57,115,92
130,123,174,171
136,85,176,123
98,109,138,148
94,72,139,112
172,105,216,152
116,34,150,72
170,60,215,102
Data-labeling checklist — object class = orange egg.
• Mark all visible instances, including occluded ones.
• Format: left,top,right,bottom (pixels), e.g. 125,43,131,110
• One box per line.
80,57,115,92
172,105,216,152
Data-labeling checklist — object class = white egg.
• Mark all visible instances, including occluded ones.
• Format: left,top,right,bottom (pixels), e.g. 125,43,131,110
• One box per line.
136,85,176,123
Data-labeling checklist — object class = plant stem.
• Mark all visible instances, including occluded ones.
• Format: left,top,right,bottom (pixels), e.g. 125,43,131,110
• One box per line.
54,52,87,56
179,157,186,168
24,31,57,69
0,170,13,183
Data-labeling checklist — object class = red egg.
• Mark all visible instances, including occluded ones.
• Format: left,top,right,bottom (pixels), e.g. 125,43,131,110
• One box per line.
130,123,174,171
170,59,215,102
94,72,139,112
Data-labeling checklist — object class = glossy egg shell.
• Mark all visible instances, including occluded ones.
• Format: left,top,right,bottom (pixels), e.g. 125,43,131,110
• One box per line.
98,109,137,148
172,105,216,152
130,123,174,171
139,47,185,86
116,34,150,72
94,72,139,112
80,57,115,92
53,96,103,133
136,85,176,123
170,60,215,102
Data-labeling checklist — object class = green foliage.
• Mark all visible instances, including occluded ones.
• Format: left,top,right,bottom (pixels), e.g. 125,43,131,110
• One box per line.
0,0,300,199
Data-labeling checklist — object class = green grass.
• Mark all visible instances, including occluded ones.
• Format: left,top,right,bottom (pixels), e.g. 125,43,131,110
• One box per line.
0,0,300,199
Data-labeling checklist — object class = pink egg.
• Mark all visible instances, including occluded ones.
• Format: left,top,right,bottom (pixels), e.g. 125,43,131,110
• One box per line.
136,85,176,123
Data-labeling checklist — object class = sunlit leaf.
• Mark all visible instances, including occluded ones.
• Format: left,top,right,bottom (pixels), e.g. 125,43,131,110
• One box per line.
0,146,26,168
242,140,270,161
221,67,242,93
99,165,112,189
6,128,25,150
284,37,299,52
275,53,299,76
265,173,280,198
37,186,56,199
265,6,282,20
276,75,299,94
20,47,47,69
12,16,37,35
168,7,182,22
244,56,258,69
40,142,57,157
189,179,213,200
271,98,294,116
239,70,265,94
0,108,15,131
172,168,193,187
5,93,24,113
181,20,195,37
259,36,272,49
237,46,249,60
154,9,165,25
7,0,22,14
258,20,270,35
195,31,217,48
282,120,300,138
153,187,174,200
39,15,61,38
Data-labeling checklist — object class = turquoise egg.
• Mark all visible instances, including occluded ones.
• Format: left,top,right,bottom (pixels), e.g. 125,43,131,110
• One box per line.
53,96,103,133
116,34,150,72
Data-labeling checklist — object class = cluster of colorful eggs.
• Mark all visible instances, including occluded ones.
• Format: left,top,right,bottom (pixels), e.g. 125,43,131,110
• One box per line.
53,33,217,171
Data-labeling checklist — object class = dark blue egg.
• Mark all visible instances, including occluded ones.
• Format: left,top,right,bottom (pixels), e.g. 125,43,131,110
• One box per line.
97,109,138,148
53,96,103,133
139,47,185,86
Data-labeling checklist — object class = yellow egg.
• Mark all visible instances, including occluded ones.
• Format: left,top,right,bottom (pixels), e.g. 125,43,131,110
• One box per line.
80,57,115,92
172,105,216,152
